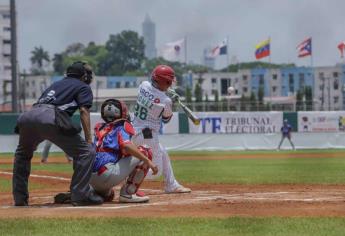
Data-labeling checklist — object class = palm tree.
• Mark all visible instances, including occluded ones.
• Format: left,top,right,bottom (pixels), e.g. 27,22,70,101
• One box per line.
30,46,50,74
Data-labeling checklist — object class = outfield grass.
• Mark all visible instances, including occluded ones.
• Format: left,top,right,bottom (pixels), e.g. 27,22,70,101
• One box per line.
0,217,345,236
173,157,345,184
168,149,345,156
2,154,345,184
0,177,48,193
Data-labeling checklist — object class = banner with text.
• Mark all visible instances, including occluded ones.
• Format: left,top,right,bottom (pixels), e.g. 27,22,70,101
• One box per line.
90,112,179,134
298,111,345,132
188,112,283,134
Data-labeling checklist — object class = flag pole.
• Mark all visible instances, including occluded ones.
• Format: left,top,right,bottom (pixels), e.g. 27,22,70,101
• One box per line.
226,35,230,70
310,38,313,67
268,36,271,64
184,35,187,64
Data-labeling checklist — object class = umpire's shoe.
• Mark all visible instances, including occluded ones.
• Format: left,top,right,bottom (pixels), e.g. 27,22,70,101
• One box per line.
71,191,104,206
54,192,71,204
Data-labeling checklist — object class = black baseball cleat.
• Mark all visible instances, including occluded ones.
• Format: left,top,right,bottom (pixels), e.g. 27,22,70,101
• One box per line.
71,192,104,206
14,201,28,207
54,192,71,204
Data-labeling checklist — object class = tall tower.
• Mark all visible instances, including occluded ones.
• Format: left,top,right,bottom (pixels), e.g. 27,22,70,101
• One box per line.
142,14,156,59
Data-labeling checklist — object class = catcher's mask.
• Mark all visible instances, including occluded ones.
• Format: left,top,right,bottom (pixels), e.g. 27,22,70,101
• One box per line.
101,99,129,123
66,61,93,85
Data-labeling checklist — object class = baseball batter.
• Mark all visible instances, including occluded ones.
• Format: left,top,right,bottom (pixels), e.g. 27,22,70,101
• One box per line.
131,65,191,193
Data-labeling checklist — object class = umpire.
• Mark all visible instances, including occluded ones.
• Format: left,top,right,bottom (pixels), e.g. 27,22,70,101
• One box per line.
13,61,103,206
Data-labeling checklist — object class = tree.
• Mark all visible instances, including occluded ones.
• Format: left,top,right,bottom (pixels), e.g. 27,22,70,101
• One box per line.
52,53,64,74
104,30,145,75
258,86,264,110
305,86,313,111
185,87,192,103
296,89,304,111
194,83,203,102
30,46,50,75
250,91,257,111
214,90,219,102
65,42,85,57
240,94,248,111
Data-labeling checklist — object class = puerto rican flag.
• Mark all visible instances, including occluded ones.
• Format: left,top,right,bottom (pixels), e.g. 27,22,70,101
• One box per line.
297,37,312,57
338,42,345,58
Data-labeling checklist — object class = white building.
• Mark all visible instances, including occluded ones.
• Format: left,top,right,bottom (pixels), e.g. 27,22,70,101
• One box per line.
189,64,345,111
0,5,11,103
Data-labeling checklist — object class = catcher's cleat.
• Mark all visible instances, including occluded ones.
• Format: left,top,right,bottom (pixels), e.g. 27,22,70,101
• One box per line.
103,189,115,202
136,190,145,197
54,192,71,204
71,192,103,206
165,186,191,194
119,194,149,203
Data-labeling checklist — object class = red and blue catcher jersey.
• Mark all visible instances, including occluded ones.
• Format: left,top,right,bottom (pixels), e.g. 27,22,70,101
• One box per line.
92,121,134,172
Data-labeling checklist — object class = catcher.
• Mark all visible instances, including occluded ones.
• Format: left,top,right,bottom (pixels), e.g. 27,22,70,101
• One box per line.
55,99,158,204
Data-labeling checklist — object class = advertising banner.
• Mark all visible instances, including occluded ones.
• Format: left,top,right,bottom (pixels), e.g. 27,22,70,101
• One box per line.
188,112,283,134
298,111,345,132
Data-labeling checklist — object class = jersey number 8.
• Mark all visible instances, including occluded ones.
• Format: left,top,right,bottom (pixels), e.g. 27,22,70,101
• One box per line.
134,103,148,120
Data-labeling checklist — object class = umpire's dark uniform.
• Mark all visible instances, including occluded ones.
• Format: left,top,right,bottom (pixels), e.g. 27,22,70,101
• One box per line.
13,62,103,206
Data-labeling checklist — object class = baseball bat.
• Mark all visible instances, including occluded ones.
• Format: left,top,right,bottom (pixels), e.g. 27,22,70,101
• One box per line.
177,99,201,125
167,89,201,125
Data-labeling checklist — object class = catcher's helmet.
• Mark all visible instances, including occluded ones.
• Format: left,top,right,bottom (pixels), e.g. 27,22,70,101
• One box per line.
66,61,93,85
101,99,129,123
151,65,176,88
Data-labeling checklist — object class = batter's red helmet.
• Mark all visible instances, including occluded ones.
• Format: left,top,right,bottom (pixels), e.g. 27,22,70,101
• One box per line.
101,99,129,123
151,65,176,87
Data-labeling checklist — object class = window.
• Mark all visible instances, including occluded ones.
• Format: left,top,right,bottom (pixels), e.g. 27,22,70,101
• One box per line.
319,85,324,91
3,27,10,32
334,96,339,104
334,79,339,90
259,74,264,85
319,72,324,79
115,82,121,88
272,86,277,92
2,14,10,19
211,78,217,84
4,65,11,70
299,73,305,89
220,78,231,95
3,39,10,44
243,87,248,92
243,75,248,81
32,92,36,99
31,80,35,86
333,72,339,78
3,53,10,58
289,74,294,93
125,81,130,88
272,74,277,80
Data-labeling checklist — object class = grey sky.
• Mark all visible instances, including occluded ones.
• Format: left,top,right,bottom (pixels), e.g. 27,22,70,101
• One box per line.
9,0,345,70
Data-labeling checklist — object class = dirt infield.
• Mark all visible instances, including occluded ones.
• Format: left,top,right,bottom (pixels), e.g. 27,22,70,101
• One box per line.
1,154,345,218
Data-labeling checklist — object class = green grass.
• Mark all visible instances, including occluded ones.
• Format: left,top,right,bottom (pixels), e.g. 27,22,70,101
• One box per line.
0,217,345,236
2,154,345,184
0,163,72,174
173,157,345,184
168,148,345,156
0,177,48,193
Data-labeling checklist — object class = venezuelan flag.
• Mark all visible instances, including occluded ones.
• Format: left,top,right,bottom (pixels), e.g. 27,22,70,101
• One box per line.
255,39,270,59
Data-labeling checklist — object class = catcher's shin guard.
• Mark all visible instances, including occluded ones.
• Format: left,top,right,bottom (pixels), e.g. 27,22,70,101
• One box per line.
124,145,152,195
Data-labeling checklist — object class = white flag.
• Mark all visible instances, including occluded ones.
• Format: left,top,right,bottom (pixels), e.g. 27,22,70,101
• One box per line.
159,38,185,61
